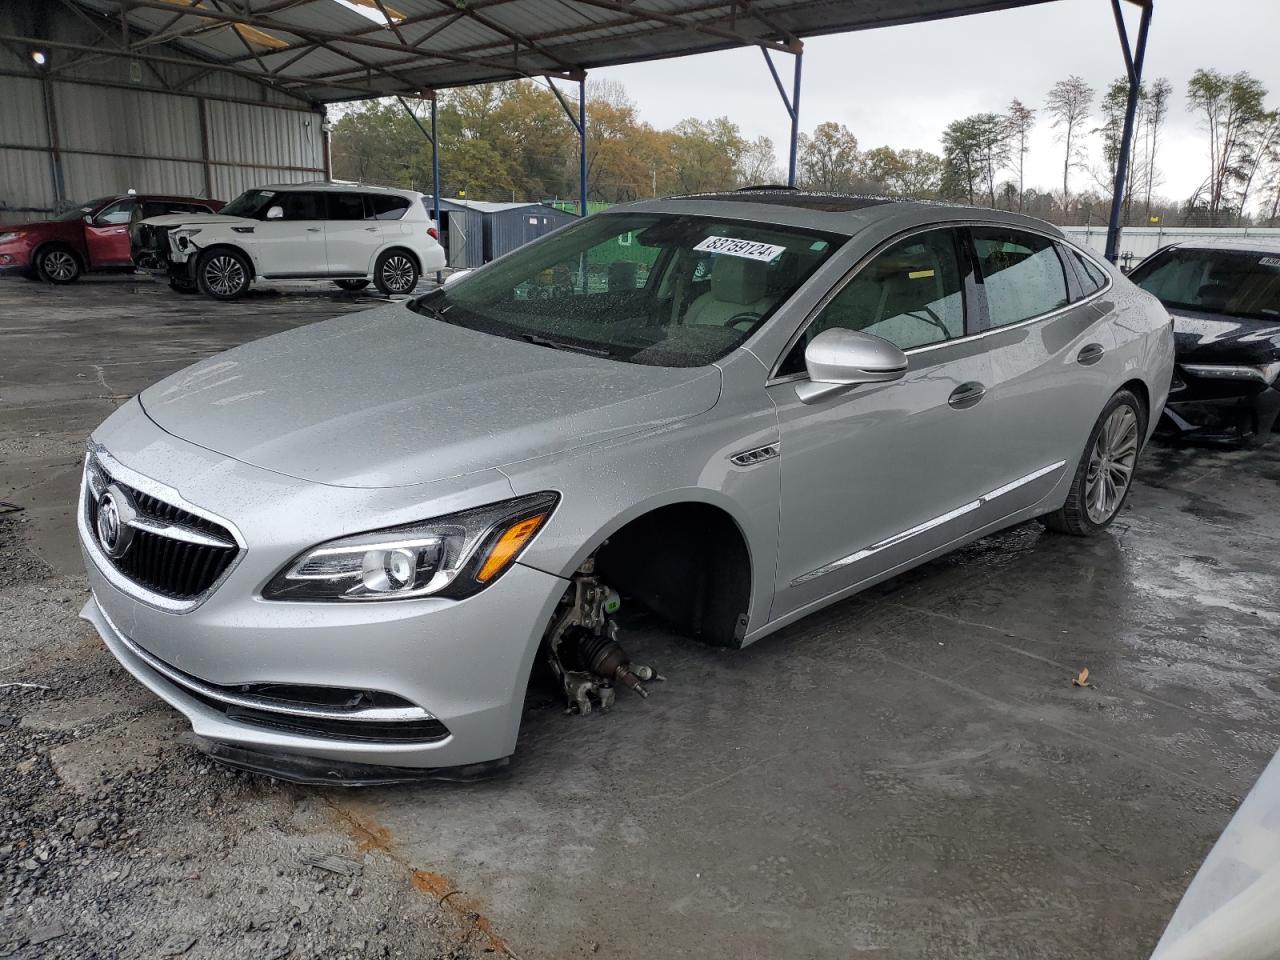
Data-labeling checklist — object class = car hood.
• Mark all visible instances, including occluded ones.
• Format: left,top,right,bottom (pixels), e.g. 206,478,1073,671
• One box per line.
2,220,76,237
1171,308,1280,364
138,303,722,488
139,213,254,228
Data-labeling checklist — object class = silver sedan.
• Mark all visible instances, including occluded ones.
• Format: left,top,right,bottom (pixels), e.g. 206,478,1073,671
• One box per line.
78,192,1175,783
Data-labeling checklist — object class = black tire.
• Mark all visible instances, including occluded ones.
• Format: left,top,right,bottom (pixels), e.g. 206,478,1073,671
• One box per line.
373,249,418,295
195,248,252,300
19,268,39,281
1043,388,1146,536
35,246,81,284
334,278,370,291
168,277,198,294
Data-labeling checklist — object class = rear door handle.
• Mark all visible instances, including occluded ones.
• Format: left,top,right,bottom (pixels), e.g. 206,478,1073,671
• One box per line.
306,227,322,233
364,226,379,232
1077,343,1105,365
948,381,986,409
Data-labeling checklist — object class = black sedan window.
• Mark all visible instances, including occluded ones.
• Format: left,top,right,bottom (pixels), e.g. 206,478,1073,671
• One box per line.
1131,247,1280,320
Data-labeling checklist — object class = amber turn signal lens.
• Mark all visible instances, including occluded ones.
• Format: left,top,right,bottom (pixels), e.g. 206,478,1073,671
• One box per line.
476,514,548,583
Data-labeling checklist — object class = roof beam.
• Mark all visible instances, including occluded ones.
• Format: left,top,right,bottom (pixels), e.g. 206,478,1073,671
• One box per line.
566,0,793,53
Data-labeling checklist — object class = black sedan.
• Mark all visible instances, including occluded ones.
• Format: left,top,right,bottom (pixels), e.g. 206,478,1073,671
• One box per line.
1129,239,1280,443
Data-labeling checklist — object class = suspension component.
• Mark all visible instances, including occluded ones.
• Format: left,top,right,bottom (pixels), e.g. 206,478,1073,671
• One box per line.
542,559,659,715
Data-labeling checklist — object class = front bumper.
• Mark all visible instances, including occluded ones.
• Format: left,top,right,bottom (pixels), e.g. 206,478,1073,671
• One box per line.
78,414,569,775
1163,366,1280,439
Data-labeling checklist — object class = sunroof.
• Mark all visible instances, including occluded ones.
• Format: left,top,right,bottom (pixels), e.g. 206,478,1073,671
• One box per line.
684,192,902,213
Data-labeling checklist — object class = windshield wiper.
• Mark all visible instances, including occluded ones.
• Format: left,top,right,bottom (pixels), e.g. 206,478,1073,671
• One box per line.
520,333,613,357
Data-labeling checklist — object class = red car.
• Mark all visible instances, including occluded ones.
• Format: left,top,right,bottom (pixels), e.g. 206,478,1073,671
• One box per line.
0,193,223,283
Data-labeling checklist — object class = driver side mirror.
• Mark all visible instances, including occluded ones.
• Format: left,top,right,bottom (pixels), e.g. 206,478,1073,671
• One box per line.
795,327,908,404
265,205,284,220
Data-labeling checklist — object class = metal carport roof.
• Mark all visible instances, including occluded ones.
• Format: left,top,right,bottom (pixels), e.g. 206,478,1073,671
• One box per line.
28,1,1065,103
2,0,1154,259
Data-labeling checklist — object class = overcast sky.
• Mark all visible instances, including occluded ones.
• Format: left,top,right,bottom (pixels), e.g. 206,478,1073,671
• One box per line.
591,0,1280,202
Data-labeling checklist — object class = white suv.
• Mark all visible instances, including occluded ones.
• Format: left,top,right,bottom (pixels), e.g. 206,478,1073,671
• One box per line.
137,183,447,300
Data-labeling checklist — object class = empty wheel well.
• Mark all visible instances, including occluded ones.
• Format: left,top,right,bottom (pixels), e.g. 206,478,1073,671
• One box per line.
594,503,751,647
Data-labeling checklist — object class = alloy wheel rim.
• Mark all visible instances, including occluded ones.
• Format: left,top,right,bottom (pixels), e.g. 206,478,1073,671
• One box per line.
1084,405,1139,524
206,256,245,296
383,256,414,292
45,251,76,280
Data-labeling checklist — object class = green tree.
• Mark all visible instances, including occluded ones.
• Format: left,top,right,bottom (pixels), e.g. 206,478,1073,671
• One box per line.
942,114,1009,206
797,121,859,192
1187,68,1269,220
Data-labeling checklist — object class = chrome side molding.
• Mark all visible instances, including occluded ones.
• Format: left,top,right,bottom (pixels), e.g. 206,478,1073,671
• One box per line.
791,460,1067,586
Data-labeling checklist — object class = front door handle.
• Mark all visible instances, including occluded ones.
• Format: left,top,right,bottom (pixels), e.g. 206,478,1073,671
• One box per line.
364,226,379,233
1077,343,1105,365
306,227,322,233
948,381,986,409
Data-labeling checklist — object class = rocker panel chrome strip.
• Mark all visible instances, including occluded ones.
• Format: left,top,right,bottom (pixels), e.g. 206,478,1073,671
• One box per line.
790,460,1067,586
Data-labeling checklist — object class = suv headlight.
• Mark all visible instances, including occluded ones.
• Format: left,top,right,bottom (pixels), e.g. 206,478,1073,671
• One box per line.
171,228,201,250
262,492,558,602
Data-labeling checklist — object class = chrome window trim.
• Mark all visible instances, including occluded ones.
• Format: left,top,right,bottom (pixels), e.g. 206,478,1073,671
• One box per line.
790,460,1067,586
79,443,247,614
94,602,437,724
766,219,1115,384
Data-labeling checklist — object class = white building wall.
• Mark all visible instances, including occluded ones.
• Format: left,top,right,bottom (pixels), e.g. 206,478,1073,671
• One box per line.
0,4,326,224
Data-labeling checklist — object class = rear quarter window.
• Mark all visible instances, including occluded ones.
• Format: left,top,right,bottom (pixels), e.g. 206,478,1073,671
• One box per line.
367,195,411,220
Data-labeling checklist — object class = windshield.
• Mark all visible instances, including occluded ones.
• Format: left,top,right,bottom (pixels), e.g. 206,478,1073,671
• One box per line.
221,189,278,219
410,212,843,367
1130,246,1280,321
56,197,116,221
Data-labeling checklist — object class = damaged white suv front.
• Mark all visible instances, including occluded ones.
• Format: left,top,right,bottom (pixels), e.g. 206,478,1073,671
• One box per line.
134,183,446,300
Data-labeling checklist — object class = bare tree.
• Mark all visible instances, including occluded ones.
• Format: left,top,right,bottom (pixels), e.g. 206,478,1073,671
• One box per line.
736,135,782,186
1142,78,1173,221
797,122,860,192
1045,75,1095,214
1187,68,1268,220
1006,98,1036,210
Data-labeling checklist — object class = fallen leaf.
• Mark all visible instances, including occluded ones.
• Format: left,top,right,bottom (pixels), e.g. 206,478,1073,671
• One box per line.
1073,668,1091,688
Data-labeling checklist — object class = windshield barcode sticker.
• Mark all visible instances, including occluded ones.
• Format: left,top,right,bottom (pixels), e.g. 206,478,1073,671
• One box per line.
693,236,787,262
1260,256,1280,268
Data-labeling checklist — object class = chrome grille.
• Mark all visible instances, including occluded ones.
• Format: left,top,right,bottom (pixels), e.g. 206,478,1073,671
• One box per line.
85,455,239,602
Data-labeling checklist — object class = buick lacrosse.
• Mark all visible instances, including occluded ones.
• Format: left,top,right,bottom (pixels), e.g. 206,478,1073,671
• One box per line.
79,191,1174,783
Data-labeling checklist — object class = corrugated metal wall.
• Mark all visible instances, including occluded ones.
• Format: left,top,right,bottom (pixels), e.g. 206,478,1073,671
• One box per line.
0,5,326,225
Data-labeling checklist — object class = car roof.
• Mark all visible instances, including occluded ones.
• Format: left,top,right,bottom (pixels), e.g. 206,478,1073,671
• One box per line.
256,182,421,199
1171,236,1280,254
615,190,1064,239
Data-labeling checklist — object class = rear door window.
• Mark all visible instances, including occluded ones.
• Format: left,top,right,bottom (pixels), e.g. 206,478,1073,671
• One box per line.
326,192,366,221
972,227,1069,326
366,194,410,220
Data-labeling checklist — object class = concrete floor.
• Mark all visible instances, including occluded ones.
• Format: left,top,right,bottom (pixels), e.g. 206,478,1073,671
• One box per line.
3,275,1278,959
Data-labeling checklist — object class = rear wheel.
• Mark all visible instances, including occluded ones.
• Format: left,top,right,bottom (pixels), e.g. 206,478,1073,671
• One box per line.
1044,388,1145,536
36,246,81,284
373,250,418,295
195,248,252,300
334,278,370,291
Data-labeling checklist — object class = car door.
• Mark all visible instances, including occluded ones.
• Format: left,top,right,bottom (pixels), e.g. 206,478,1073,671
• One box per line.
962,227,1119,525
253,191,325,276
83,198,136,267
323,192,384,276
768,226,1008,620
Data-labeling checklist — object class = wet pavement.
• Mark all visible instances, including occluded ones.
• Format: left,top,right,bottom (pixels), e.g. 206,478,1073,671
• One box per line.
2,274,1278,959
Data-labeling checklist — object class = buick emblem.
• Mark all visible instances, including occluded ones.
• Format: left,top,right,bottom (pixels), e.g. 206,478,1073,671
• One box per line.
96,484,137,559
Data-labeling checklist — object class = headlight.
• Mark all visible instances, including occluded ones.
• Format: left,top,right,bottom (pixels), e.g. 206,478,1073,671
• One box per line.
0,231,21,243
262,492,558,602
172,228,201,250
